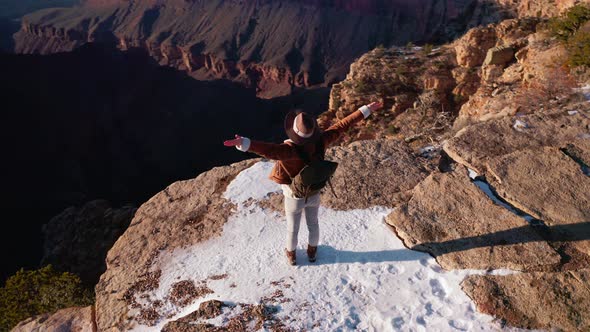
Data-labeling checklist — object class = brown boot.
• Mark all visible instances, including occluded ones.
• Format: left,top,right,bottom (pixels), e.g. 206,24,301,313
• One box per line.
307,245,317,262
285,249,296,266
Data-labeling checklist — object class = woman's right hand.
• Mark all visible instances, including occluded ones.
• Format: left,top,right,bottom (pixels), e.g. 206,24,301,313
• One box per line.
223,134,243,147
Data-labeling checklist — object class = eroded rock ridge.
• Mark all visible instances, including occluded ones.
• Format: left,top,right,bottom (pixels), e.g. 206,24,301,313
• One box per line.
13,0,511,97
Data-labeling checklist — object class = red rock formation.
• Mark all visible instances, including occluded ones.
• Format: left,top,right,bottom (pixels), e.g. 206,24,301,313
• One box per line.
497,0,590,17
13,0,511,98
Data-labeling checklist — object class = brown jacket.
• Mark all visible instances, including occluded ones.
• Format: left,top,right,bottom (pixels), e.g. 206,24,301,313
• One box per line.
247,109,366,184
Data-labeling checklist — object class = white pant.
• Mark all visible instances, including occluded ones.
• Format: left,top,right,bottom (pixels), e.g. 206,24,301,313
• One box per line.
282,185,320,251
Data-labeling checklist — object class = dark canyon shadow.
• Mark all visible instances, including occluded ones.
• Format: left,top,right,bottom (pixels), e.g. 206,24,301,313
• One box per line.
0,43,329,284
0,18,19,52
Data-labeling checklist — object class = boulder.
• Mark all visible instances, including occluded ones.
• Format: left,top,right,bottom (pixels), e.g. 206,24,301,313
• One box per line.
481,64,504,82
94,159,259,332
322,140,429,210
498,63,524,84
520,37,568,85
452,28,572,128
423,74,456,91
455,26,497,68
483,45,515,66
462,270,590,331
494,18,539,44
12,306,95,332
386,167,560,271
487,147,590,255
451,67,481,97
444,102,590,174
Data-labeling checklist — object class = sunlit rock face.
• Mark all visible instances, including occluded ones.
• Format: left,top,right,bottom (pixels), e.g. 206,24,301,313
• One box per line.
496,0,590,17
14,0,509,97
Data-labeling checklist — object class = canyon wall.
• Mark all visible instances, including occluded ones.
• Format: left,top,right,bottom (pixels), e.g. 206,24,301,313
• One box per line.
13,0,510,97
497,0,590,17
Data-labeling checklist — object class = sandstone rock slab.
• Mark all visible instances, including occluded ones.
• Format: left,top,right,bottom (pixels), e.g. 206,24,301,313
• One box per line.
487,147,590,255
386,167,560,271
95,159,258,332
493,18,539,44
564,140,590,168
484,45,514,66
12,306,95,332
445,103,590,173
462,270,590,331
322,140,429,210
481,64,505,82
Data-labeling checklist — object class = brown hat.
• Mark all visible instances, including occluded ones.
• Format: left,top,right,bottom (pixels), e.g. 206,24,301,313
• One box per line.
284,110,320,145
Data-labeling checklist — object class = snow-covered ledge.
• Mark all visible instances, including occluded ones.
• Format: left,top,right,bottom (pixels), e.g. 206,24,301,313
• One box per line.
131,161,518,331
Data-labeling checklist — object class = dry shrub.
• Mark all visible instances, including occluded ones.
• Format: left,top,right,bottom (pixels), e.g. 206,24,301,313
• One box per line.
169,280,213,307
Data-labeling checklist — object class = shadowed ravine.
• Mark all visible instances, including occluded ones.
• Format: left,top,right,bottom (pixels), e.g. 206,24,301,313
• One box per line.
0,43,330,283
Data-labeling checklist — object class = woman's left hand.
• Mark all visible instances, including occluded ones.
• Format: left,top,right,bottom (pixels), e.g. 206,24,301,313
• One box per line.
367,101,384,112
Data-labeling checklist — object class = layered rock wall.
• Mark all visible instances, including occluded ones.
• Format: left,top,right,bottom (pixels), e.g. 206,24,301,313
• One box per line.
497,0,590,17
13,0,510,97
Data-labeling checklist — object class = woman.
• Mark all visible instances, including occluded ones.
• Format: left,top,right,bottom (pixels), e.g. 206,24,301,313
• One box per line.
223,101,383,265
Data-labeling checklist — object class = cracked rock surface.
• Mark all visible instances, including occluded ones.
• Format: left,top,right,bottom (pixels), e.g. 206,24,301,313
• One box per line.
462,270,590,331
487,147,590,256
322,139,429,210
444,101,590,174
386,166,561,271
438,102,590,330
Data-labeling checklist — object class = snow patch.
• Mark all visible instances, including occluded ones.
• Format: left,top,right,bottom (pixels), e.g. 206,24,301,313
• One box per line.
224,161,279,203
576,84,590,101
512,119,529,132
419,145,440,159
467,168,479,180
468,169,539,225
131,162,527,331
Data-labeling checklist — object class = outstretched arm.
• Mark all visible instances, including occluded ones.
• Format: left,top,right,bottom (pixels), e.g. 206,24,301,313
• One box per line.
322,101,383,146
224,134,249,151
223,135,298,160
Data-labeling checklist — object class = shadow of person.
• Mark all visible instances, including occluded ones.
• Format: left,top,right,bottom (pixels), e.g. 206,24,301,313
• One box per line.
413,221,590,256
297,245,426,266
